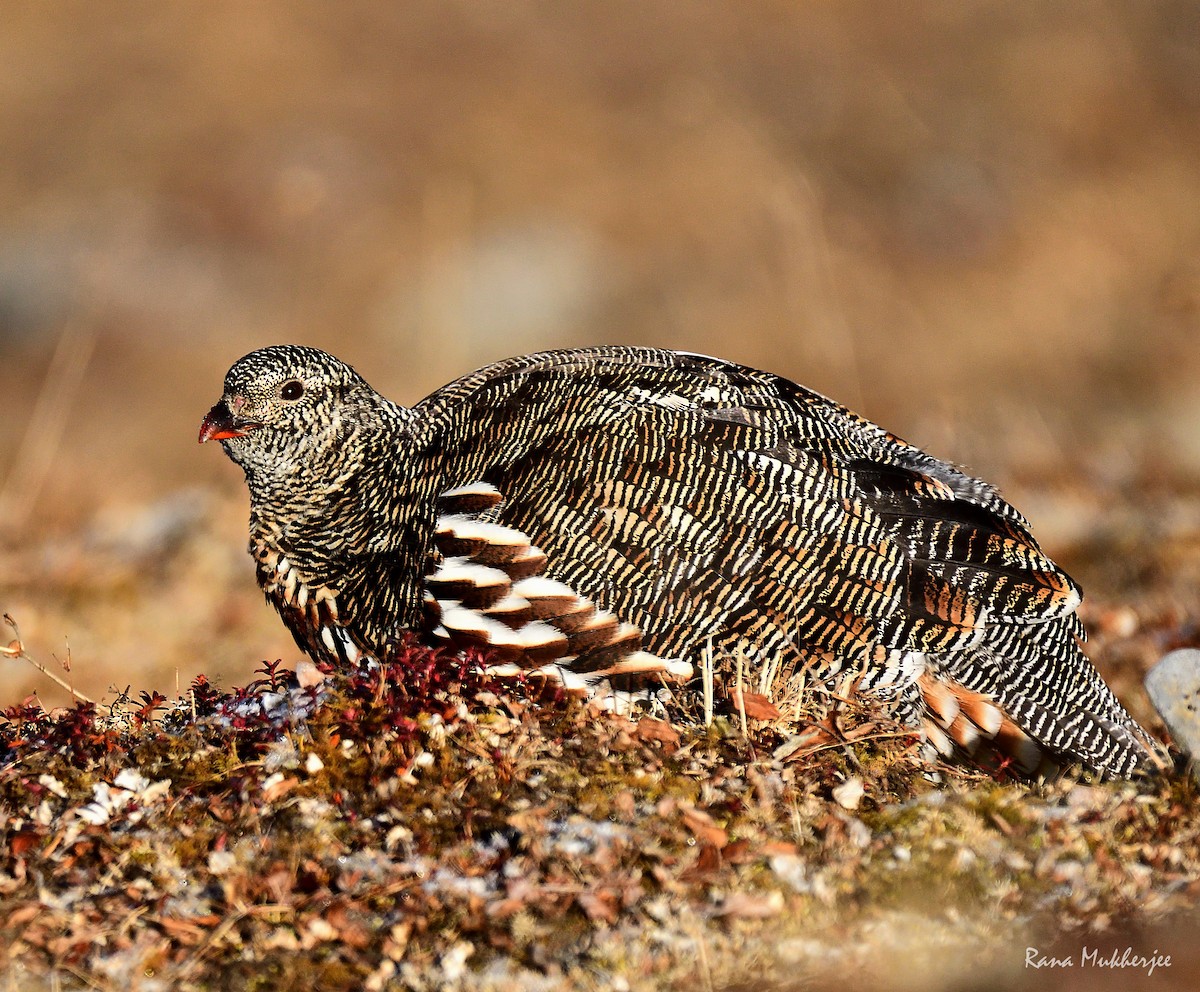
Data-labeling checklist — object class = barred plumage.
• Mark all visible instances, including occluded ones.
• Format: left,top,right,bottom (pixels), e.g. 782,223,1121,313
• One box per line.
200,345,1161,777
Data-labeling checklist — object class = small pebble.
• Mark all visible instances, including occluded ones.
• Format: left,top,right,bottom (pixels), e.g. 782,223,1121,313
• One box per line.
832,776,864,811
208,850,236,876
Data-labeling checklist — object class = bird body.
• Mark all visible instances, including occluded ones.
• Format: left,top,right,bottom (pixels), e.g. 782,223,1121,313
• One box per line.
201,345,1159,777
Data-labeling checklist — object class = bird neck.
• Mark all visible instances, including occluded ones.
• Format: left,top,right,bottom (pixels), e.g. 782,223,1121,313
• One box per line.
244,402,437,637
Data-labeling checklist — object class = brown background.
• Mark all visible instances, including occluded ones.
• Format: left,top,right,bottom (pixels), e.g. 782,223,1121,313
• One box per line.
1,1,1199,708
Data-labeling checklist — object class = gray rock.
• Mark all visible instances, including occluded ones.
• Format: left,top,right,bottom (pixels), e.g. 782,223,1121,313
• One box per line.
1145,649,1200,775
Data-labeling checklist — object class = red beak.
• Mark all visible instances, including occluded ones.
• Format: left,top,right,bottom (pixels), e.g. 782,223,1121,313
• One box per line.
199,401,261,443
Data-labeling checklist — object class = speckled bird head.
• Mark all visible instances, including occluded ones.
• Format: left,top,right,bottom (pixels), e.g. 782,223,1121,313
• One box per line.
200,345,399,485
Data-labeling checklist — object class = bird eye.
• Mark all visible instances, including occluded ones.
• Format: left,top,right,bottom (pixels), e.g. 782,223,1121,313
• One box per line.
280,380,304,401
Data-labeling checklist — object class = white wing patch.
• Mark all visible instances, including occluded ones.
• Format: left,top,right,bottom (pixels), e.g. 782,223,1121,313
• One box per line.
424,482,694,696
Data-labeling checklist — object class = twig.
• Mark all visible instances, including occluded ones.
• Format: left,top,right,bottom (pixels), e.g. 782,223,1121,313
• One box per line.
2,614,95,706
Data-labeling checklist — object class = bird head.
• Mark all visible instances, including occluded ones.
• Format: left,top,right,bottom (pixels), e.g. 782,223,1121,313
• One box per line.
200,345,384,477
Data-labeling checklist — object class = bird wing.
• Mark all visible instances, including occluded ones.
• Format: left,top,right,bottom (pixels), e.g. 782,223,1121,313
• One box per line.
420,481,694,696
412,347,1081,682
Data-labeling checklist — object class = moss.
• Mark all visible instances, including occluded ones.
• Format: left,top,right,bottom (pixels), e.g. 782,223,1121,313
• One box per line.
2,643,1199,991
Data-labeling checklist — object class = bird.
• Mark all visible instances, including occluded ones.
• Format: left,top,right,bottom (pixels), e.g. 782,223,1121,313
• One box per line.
199,344,1160,778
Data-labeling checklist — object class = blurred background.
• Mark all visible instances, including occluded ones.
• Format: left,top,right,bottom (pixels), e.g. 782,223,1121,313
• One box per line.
1,0,1199,707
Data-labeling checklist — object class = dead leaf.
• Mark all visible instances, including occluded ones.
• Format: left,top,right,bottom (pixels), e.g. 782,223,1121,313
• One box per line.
722,839,754,864
730,689,782,721
485,898,525,920
577,889,619,923
506,805,550,835
773,726,837,760
484,713,515,735
155,916,208,944
10,832,39,857
759,841,799,857
326,903,372,949
713,890,784,919
681,842,724,881
263,865,294,903
8,904,40,927
208,802,235,824
262,775,299,803
679,803,728,848
636,717,680,748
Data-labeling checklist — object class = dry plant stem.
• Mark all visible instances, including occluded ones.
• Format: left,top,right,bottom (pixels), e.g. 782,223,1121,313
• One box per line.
758,650,781,696
689,917,716,992
736,652,749,739
701,638,714,728
0,316,98,534
791,669,808,722
2,614,95,706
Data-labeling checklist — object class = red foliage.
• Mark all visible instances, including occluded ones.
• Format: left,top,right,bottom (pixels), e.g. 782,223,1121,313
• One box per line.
0,635,565,769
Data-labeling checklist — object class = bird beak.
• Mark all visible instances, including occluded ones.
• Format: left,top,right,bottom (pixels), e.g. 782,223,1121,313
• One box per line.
198,400,262,443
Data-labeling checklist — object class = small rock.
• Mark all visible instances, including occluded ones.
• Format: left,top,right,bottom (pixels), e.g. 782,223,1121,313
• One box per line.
208,850,236,876
306,918,339,943
832,776,864,811
441,941,474,982
845,817,872,849
295,658,325,689
951,847,976,873
769,853,810,893
1145,650,1200,775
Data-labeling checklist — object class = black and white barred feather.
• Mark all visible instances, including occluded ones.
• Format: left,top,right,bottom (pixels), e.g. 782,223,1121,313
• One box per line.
201,345,1162,778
